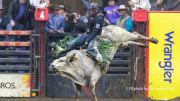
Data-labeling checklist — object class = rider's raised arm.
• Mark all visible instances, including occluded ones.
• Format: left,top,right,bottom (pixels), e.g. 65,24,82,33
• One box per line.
81,0,91,11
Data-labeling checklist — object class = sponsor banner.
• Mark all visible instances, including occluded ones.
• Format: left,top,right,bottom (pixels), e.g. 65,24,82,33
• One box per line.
148,12,180,100
0,74,31,97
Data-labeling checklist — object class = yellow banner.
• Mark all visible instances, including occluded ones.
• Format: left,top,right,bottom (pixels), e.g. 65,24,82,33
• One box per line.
148,12,180,100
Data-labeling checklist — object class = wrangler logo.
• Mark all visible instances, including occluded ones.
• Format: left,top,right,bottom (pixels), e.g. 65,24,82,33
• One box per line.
159,31,174,83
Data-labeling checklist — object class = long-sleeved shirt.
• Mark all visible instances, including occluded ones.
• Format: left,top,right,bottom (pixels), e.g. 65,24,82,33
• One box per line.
46,13,65,32
104,5,120,25
116,15,133,32
86,14,104,44
15,4,25,20
7,0,27,22
79,0,104,43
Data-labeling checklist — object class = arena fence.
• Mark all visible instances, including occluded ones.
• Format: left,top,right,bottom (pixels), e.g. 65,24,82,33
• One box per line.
0,31,32,97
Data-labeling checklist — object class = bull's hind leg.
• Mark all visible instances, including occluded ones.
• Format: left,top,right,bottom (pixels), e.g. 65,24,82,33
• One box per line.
89,70,101,101
89,81,97,101
121,41,148,48
74,83,81,101
132,32,158,44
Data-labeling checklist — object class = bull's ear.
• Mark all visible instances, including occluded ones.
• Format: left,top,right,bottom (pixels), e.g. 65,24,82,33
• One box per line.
67,53,77,62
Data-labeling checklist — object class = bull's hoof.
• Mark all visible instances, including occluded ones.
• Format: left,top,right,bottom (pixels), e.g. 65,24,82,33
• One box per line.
150,37,158,44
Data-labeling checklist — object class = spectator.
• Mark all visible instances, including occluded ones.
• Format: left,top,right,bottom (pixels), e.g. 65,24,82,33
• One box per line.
104,0,120,25
7,0,28,30
150,0,180,11
0,7,8,30
46,5,65,33
0,7,7,42
165,0,180,10
64,11,86,33
27,1,35,30
128,0,151,10
116,0,132,15
59,5,66,18
116,5,133,32
150,0,166,11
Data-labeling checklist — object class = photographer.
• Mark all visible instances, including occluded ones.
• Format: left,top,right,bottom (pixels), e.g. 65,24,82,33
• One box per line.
46,5,65,33
0,7,8,30
64,11,86,33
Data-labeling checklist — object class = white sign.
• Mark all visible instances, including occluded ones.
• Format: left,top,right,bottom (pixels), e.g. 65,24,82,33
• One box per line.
0,74,31,97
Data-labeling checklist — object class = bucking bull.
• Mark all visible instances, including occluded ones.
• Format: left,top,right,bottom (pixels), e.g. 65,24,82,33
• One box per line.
49,25,158,101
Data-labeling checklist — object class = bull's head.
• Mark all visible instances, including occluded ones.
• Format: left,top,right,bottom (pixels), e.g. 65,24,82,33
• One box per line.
49,53,77,73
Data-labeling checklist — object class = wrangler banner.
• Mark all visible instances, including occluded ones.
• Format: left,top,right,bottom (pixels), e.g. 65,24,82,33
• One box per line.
146,12,180,100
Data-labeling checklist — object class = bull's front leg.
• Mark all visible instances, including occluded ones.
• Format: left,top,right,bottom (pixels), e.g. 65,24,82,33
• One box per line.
132,32,158,44
74,83,81,101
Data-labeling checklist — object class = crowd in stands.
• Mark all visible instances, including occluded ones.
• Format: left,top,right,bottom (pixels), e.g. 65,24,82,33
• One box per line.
0,0,180,32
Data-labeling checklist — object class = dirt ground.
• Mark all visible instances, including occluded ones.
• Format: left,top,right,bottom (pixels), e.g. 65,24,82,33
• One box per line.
0,97,180,101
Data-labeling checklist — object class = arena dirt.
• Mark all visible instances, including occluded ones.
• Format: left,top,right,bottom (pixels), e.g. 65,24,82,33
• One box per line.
0,97,179,101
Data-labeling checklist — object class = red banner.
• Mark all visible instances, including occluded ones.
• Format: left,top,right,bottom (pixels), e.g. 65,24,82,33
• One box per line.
0,31,31,35
0,42,31,46
132,9,148,22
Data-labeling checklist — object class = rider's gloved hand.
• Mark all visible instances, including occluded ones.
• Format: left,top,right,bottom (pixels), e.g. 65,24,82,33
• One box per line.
80,42,88,49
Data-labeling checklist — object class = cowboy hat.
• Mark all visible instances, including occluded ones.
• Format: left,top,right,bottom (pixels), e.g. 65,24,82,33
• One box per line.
52,5,61,10
118,5,127,10
58,5,66,11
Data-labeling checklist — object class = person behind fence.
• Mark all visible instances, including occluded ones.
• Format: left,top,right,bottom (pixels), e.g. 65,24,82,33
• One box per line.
0,7,8,30
116,5,133,32
46,5,65,33
104,0,120,25
59,3,104,64
128,0,151,10
150,0,180,11
165,0,180,10
0,7,9,42
58,5,67,18
150,0,166,11
6,0,28,30
64,11,86,33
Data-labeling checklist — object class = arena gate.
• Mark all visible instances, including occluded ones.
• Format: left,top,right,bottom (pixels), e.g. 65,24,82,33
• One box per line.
0,30,45,97
0,31,32,97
